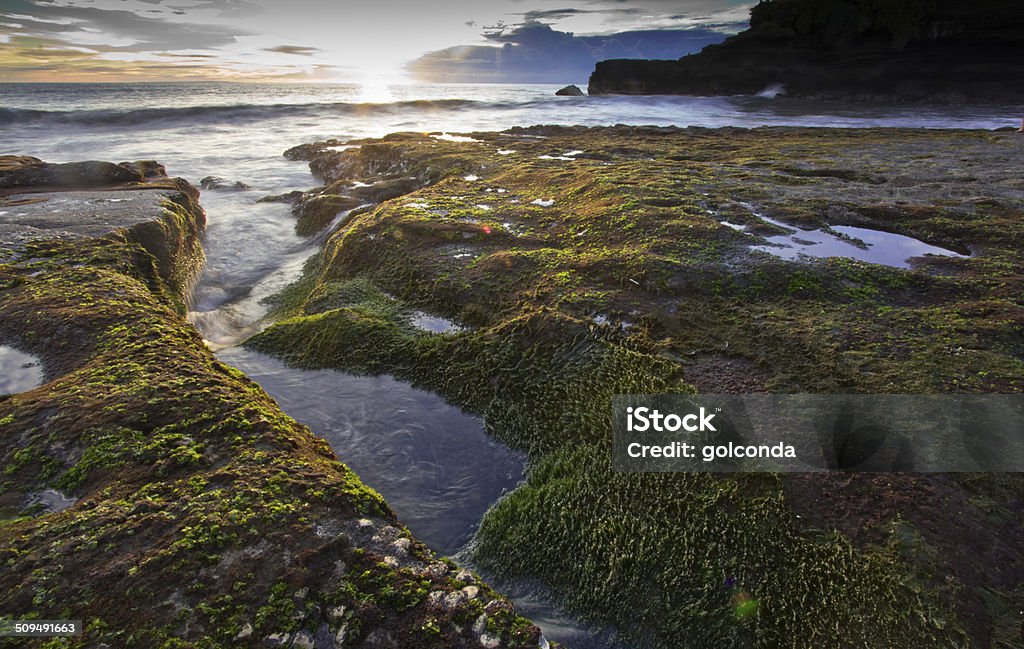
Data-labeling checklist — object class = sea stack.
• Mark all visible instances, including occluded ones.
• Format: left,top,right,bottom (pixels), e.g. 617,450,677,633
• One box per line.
555,84,585,96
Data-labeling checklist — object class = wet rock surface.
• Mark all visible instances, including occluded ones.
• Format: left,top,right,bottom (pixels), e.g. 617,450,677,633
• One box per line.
0,157,547,648
200,175,253,191
0,189,193,246
0,156,143,189
249,125,1024,648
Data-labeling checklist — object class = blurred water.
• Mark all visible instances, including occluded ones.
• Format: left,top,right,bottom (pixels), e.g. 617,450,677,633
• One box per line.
217,347,525,556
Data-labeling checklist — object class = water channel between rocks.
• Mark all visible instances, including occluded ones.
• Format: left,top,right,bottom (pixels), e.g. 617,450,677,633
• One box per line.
214,347,626,649
215,346,525,557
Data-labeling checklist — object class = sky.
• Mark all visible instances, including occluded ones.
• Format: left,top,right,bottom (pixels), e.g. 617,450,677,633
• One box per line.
0,0,755,83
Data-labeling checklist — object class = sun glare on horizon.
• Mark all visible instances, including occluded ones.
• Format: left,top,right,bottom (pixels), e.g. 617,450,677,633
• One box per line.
353,68,411,103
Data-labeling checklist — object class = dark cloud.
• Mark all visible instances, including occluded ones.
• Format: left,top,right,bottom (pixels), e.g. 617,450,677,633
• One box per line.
264,44,319,56
159,52,219,58
408,22,734,83
516,7,639,22
0,0,245,52
16,47,94,59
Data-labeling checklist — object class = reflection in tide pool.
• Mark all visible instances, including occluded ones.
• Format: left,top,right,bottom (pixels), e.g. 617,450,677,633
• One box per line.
216,346,525,556
731,211,967,268
410,311,464,334
0,345,43,394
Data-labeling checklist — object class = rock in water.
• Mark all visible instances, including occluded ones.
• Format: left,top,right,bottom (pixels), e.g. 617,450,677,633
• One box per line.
0,157,143,189
257,190,305,204
293,194,362,236
119,160,167,179
199,175,252,191
555,84,585,96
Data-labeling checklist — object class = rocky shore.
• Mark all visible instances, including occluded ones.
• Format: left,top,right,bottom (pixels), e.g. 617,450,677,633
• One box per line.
0,156,546,648
588,0,1024,101
250,126,1024,648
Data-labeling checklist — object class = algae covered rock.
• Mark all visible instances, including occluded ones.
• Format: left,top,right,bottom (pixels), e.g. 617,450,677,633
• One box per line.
0,158,547,648
250,126,1024,648
0,156,204,311
199,175,253,191
281,135,481,238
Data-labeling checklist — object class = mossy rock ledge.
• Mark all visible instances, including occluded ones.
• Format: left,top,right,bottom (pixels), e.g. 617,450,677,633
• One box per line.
250,127,1024,648
0,156,547,648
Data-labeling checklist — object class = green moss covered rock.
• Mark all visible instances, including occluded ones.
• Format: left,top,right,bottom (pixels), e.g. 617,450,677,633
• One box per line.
251,126,1024,648
0,162,546,648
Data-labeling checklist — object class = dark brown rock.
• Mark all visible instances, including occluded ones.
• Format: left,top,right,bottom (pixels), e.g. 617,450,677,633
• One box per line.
119,160,167,179
199,175,252,191
257,190,305,204
349,177,422,203
0,157,143,190
294,194,363,236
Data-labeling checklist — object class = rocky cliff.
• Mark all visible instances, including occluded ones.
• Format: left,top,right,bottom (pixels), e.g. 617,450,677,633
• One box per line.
588,0,1024,101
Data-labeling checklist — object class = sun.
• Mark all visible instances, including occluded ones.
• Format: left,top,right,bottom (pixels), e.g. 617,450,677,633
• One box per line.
354,67,409,103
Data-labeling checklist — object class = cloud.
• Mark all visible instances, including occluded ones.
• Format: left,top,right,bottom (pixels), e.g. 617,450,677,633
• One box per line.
0,0,326,80
408,22,735,83
517,7,639,23
0,0,757,82
263,44,319,56
0,0,246,52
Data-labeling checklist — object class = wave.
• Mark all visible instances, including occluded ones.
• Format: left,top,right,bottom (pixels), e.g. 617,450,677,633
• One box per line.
0,98,515,128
